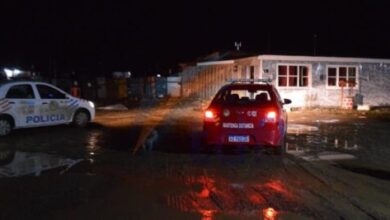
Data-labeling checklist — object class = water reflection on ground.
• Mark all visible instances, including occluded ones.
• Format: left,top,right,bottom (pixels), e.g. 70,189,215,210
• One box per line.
0,150,82,177
286,122,361,161
165,175,298,219
84,130,104,164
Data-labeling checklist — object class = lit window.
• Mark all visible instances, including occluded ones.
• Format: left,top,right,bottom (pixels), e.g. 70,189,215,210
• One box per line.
277,64,309,87
328,67,337,86
327,66,358,88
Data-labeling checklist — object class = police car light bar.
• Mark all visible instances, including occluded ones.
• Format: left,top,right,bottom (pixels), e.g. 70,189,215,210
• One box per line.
228,78,272,84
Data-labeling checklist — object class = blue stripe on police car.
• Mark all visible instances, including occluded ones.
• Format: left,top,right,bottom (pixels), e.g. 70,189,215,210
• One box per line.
69,100,78,106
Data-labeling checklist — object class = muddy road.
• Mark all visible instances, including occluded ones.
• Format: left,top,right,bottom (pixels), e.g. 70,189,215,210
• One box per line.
1,100,390,219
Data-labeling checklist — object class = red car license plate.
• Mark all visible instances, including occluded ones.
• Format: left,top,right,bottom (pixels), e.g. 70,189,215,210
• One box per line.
228,135,250,143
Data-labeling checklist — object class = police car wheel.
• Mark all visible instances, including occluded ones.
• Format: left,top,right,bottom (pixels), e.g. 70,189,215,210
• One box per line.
0,119,12,136
73,110,89,128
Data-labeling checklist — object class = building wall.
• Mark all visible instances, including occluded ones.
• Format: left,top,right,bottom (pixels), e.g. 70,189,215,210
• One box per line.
360,63,390,106
181,56,390,107
262,60,390,107
262,60,337,107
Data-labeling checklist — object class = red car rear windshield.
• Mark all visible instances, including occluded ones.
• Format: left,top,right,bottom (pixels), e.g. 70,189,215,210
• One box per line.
212,86,275,105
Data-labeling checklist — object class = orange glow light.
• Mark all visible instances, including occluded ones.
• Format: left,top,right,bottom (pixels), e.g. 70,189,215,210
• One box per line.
205,110,214,119
200,209,215,220
198,188,210,198
263,207,277,220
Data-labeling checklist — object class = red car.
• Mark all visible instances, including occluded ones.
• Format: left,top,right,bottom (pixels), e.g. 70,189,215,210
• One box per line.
203,79,291,154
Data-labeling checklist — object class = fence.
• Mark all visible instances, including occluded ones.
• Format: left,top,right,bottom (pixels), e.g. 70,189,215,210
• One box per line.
180,64,236,99
49,66,237,102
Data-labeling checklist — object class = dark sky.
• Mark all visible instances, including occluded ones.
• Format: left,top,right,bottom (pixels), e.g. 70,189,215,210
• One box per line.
1,1,390,76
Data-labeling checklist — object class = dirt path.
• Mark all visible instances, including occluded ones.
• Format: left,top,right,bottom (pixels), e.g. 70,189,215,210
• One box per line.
1,101,390,219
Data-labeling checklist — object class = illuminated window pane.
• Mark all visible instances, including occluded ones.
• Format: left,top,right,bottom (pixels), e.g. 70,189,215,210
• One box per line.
348,77,356,87
328,77,336,86
339,67,347,77
339,77,347,87
299,66,308,86
348,67,356,74
328,68,336,77
278,65,287,76
289,76,297,86
289,66,297,76
278,77,287,86
348,67,356,77
300,77,308,87
299,66,308,77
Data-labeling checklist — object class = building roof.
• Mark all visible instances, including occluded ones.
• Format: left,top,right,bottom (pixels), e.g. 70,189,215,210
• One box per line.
197,54,390,66
258,55,390,64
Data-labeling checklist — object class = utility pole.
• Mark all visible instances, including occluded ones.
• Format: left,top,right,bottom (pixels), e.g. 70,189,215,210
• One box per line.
313,34,318,56
267,33,271,53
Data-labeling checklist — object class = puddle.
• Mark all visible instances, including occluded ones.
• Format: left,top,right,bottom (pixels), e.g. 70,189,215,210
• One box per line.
85,130,104,163
0,150,82,178
287,124,319,134
315,119,340,123
286,121,365,162
165,175,306,219
300,151,356,161
95,126,143,152
334,164,390,181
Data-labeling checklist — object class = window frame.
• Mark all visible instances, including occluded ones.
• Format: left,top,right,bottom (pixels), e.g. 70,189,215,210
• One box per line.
326,65,359,89
276,63,311,88
5,84,36,99
36,84,67,99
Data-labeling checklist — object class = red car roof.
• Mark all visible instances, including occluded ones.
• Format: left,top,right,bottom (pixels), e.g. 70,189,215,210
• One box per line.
222,83,273,90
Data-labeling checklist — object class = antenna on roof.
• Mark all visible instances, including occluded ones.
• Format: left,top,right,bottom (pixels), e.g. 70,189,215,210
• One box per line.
234,41,242,51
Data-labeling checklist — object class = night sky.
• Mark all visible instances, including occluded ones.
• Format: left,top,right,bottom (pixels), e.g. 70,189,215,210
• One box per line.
1,1,390,76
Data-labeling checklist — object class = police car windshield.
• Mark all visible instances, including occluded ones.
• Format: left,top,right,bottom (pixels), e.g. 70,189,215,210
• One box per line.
213,88,273,105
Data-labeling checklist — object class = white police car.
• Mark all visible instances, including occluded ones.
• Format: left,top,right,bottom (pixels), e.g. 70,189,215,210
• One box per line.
0,81,95,136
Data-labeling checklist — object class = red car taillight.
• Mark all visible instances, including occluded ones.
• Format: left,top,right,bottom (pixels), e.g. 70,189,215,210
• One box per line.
204,110,218,122
265,111,277,123
205,110,214,119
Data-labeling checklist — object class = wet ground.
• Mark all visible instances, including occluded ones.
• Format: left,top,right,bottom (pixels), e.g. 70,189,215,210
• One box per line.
1,99,390,219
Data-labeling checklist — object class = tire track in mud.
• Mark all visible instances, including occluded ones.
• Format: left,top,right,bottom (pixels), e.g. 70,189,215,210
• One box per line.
278,157,341,213
282,157,353,217
300,162,388,219
282,156,387,219
249,156,321,219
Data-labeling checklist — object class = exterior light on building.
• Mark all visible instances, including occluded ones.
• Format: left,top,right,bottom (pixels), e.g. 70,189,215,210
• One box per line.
157,74,161,78
3,68,23,78
13,69,22,74
4,68,13,78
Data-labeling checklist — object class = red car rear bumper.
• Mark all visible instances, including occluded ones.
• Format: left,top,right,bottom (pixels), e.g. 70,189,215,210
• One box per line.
203,122,285,146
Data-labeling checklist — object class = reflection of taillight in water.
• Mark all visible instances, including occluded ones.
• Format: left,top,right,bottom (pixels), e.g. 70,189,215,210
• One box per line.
200,209,215,220
263,207,278,220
